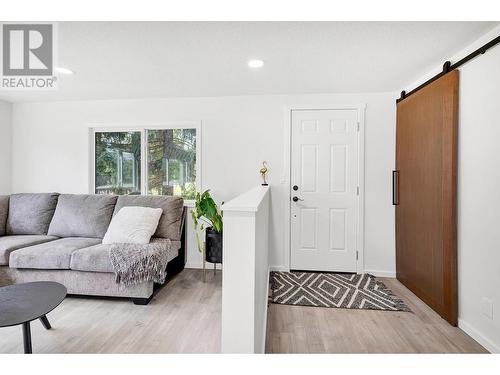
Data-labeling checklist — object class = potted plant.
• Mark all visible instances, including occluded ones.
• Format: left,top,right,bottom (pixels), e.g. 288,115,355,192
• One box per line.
191,190,223,264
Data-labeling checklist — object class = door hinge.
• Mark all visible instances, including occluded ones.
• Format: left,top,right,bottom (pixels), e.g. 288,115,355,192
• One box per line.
357,122,360,131
356,186,360,195
356,251,359,261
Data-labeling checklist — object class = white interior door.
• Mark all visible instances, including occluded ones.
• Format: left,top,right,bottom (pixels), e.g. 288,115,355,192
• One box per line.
290,109,360,272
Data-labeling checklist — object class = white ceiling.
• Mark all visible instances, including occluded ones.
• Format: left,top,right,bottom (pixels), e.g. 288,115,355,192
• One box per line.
0,21,498,102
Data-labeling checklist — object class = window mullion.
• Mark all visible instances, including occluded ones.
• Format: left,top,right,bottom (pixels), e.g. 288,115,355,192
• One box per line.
141,129,148,195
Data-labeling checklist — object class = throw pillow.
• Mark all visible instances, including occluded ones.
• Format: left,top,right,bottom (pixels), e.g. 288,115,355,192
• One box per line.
102,206,163,245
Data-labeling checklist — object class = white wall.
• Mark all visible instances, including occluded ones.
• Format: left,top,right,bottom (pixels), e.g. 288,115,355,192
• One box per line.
11,92,396,274
458,42,500,354
400,25,500,353
0,100,12,194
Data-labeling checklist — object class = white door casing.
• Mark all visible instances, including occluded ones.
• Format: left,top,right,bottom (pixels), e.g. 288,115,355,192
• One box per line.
290,108,362,273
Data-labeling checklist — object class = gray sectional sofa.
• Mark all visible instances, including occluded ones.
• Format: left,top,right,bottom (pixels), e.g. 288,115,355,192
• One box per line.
0,193,186,305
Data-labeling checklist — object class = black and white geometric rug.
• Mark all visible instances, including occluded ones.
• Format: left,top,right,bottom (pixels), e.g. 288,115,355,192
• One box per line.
270,271,411,312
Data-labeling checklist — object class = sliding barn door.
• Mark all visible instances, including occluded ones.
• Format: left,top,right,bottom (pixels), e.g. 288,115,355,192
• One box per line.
395,71,458,325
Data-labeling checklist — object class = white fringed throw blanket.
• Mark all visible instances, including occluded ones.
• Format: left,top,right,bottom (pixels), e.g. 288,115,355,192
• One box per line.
109,238,172,285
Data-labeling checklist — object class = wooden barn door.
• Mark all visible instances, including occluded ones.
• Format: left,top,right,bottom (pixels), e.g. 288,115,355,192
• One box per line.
395,70,459,325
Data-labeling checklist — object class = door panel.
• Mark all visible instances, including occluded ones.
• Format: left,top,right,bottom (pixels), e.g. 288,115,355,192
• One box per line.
299,208,317,249
301,145,318,192
291,109,359,272
329,208,346,250
330,145,347,192
396,71,458,325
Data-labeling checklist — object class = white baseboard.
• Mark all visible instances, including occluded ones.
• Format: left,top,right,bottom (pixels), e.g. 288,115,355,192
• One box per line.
364,269,396,278
269,265,289,272
458,318,499,353
185,262,222,270
269,266,395,277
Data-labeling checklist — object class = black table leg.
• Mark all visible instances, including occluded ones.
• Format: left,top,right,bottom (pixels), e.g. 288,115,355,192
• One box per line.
22,322,32,354
40,315,51,330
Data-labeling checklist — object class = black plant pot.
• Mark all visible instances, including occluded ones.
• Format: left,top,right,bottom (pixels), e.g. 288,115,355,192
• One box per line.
205,228,223,264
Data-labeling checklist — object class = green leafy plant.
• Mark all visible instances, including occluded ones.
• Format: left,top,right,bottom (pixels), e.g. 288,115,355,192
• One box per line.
191,190,223,253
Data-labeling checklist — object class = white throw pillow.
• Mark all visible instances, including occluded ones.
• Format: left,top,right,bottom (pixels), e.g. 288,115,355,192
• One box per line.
102,206,163,245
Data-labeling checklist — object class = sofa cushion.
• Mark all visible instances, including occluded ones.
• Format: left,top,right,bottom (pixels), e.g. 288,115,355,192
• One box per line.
113,196,184,241
0,235,58,265
0,196,8,236
70,243,115,273
70,240,181,273
9,237,102,270
48,194,118,239
6,193,59,235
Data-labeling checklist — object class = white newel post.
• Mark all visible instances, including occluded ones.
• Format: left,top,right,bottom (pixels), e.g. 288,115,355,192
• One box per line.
220,186,270,353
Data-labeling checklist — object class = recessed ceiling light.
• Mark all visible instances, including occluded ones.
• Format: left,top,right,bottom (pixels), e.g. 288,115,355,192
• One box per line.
248,59,264,68
55,67,74,75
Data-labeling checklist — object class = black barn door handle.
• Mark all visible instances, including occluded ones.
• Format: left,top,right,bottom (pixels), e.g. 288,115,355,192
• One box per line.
392,170,399,206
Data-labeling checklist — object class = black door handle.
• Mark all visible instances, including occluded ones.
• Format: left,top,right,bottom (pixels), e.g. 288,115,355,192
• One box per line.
392,170,399,206
292,196,304,202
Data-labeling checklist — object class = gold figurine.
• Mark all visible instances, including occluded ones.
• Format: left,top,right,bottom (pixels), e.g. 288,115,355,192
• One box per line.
260,161,269,186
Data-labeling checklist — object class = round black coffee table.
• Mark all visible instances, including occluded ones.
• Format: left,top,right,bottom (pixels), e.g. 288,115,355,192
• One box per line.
0,281,66,354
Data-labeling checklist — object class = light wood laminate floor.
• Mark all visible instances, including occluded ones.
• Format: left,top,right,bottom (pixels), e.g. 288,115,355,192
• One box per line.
266,277,487,353
0,269,222,354
0,271,487,354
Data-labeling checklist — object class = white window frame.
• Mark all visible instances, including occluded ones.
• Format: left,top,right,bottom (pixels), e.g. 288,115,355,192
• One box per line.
89,121,202,206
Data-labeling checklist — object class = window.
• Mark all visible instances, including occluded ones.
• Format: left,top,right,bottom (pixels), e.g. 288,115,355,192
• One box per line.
95,132,142,195
147,129,197,199
91,124,200,201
